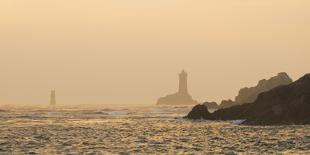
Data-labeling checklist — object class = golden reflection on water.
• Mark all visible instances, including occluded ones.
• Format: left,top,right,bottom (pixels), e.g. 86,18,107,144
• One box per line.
0,110,309,154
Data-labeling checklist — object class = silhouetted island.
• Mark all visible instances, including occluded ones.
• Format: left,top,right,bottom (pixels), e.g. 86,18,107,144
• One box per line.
186,73,310,125
157,70,198,105
218,72,293,109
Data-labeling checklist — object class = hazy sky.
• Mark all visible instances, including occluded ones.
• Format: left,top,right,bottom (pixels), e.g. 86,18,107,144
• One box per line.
1,0,309,106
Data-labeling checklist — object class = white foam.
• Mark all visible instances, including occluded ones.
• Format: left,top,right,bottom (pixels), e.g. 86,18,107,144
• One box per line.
231,120,246,125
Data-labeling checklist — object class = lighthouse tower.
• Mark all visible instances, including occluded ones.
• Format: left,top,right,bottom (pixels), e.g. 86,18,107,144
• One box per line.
178,70,188,94
50,90,56,105
156,70,198,105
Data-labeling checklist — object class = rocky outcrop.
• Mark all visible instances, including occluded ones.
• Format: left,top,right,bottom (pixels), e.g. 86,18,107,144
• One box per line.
218,100,234,109
218,72,293,109
187,73,310,125
203,101,218,109
235,72,293,104
157,92,198,105
186,104,210,119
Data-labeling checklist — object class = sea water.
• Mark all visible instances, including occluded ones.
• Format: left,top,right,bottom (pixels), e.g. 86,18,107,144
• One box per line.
0,106,309,154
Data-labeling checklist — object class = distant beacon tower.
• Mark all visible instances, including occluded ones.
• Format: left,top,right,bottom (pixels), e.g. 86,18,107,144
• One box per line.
178,70,188,94
50,90,56,105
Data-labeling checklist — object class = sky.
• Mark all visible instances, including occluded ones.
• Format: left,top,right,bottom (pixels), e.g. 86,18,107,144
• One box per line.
0,0,309,106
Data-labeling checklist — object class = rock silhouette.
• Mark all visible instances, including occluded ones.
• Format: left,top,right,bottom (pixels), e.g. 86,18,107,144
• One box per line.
218,99,234,109
186,104,210,119
203,101,218,109
219,72,293,109
187,73,310,125
157,70,198,105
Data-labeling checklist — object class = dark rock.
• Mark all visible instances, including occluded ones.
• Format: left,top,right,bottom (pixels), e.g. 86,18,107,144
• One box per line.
186,104,210,119
218,72,293,109
203,101,218,109
218,100,234,109
187,73,310,125
235,72,292,104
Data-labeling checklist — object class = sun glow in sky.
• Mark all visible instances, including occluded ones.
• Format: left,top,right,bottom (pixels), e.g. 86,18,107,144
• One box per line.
0,0,309,105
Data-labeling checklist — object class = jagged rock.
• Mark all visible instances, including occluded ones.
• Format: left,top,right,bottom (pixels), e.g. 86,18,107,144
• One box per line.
235,72,292,104
218,100,234,109
203,101,218,109
187,73,310,125
186,104,210,119
218,72,293,109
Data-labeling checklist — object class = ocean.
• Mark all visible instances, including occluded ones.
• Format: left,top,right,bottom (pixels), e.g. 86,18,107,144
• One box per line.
0,106,309,154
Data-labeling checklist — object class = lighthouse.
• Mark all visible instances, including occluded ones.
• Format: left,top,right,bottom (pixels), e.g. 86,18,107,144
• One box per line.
50,90,56,105
178,70,188,94
157,70,198,105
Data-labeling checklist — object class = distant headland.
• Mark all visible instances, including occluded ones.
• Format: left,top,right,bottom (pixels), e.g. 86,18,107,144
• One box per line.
218,72,293,109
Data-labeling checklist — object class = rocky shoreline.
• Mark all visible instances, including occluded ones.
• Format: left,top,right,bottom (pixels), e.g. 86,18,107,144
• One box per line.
218,72,293,109
186,74,310,125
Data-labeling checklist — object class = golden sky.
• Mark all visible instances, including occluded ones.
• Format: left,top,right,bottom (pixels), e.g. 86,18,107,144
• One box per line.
0,0,309,105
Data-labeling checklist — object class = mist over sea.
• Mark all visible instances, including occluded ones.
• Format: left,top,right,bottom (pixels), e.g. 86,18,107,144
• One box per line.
0,105,309,154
